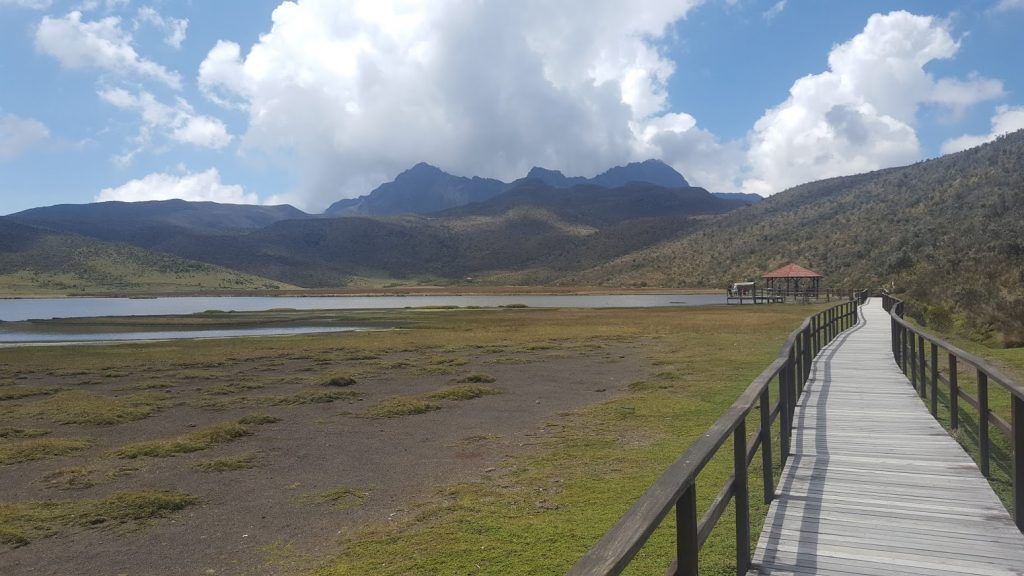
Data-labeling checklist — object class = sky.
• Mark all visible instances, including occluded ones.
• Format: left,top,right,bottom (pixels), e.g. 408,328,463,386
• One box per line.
1,0,1023,215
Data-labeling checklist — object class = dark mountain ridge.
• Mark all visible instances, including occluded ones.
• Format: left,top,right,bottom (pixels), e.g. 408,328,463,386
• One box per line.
0,220,284,294
438,181,735,227
325,158,693,217
8,199,311,242
325,163,508,216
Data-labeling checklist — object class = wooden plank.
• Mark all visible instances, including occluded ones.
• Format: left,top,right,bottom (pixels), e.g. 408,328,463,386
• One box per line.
751,299,1024,575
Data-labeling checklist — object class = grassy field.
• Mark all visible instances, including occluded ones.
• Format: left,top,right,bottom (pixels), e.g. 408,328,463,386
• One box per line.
0,303,824,575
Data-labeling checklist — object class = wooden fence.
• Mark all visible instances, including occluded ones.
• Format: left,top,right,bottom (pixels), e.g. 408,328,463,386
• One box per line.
568,290,869,576
882,293,1024,532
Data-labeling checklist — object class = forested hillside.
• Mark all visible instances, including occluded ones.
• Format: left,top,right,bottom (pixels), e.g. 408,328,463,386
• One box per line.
0,221,287,295
569,130,1024,345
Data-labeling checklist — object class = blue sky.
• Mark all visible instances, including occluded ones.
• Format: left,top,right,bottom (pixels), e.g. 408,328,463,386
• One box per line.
1,0,1022,215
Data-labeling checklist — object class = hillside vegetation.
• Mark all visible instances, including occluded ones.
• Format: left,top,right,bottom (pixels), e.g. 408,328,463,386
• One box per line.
0,221,288,295
569,130,1024,345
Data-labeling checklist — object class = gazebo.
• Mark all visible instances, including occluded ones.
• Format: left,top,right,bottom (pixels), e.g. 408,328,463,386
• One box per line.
762,263,823,301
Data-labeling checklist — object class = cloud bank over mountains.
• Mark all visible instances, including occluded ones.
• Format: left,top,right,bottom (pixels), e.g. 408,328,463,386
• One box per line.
196,3,1010,208
12,1,1021,208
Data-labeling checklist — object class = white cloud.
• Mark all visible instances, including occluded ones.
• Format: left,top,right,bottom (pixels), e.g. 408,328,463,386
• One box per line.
931,76,1005,120
198,0,705,210
635,112,745,192
78,0,131,11
763,1,786,22
0,113,50,160
98,87,233,152
96,168,259,204
136,6,188,49
994,0,1024,11
0,0,52,9
742,11,1004,194
941,105,1024,154
35,11,181,89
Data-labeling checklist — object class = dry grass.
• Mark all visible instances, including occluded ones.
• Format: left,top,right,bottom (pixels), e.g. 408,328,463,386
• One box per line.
0,438,94,465
1,390,169,425
194,452,261,472
367,396,440,418
112,422,251,459
425,384,501,401
0,490,197,547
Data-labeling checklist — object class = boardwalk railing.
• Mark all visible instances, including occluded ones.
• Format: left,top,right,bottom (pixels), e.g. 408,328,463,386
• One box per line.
569,291,867,576
882,293,1024,532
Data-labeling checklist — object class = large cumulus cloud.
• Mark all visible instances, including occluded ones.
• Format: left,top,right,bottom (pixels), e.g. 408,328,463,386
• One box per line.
742,11,1003,195
199,0,715,209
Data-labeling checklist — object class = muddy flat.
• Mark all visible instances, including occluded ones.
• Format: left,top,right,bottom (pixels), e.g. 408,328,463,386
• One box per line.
0,308,653,576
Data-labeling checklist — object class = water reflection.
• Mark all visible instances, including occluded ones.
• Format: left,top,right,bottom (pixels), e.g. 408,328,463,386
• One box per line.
0,325,370,344
0,293,723,322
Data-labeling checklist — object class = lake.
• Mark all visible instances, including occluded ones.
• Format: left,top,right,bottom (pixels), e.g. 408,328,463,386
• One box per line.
0,326,371,345
0,293,724,322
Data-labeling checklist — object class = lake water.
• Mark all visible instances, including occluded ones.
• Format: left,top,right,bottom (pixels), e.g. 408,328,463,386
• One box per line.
0,326,370,345
0,293,724,322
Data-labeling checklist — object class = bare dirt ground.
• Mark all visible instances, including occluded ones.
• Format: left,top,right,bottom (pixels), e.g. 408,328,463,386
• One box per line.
0,331,652,576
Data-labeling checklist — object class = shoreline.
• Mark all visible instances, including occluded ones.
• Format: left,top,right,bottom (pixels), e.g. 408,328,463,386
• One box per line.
0,286,722,300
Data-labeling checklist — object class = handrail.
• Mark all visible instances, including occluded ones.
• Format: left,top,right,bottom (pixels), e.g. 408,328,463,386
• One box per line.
569,294,865,576
881,293,1024,533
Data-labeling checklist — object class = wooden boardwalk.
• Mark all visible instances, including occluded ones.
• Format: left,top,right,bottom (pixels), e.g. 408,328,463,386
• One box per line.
751,299,1024,576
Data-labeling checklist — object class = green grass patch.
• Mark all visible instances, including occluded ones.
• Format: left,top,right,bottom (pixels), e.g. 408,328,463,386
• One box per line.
0,386,63,401
263,389,361,406
194,452,261,472
0,427,50,439
0,490,197,547
456,373,496,384
193,390,360,410
112,422,251,459
299,486,368,510
237,413,281,425
367,397,440,418
425,385,501,401
627,380,672,392
1,390,170,425
0,438,94,465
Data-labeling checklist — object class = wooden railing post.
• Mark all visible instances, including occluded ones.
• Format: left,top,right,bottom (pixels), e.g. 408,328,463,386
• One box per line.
788,349,798,425
896,325,903,370
902,326,909,374
815,315,821,355
949,354,959,430
913,332,921,389
979,370,990,477
917,335,926,400
802,326,812,388
794,338,803,395
892,316,898,363
779,372,790,467
1013,395,1024,532
676,484,698,576
734,420,750,576
759,387,773,504
930,342,939,417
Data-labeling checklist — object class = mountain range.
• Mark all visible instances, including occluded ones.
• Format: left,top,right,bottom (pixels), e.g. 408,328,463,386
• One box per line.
4,134,1024,344
324,159,727,217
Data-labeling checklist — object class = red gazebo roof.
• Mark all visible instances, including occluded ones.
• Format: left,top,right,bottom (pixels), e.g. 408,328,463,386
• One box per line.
762,263,823,279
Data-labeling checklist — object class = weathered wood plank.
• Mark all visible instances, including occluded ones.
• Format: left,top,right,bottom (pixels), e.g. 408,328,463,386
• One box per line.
751,299,1024,575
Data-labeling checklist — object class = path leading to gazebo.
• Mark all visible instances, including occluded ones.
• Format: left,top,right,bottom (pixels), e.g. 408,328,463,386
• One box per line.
751,299,1024,575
